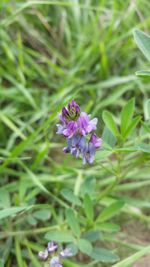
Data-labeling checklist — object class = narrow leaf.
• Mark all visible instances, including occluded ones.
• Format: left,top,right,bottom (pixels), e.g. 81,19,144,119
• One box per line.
112,245,150,267
121,98,135,135
83,194,93,221
102,110,119,137
97,201,124,222
61,189,81,206
91,247,119,263
136,70,150,78
33,209,51,221
77,239,92,255
0,207,27,220
15,238,24,267
124,115,141,139
45,231,74,243
144,99,150,121
134,29,150,61
66,209,80,237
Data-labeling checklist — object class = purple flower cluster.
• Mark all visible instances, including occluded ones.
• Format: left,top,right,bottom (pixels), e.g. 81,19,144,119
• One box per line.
57,100,102,164
38,242,72,267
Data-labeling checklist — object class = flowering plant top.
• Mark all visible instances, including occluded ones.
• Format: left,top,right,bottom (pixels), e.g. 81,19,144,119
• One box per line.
38,241,72,267
57,100,102,164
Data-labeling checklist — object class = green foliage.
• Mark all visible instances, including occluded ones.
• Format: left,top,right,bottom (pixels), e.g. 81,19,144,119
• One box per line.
61,188,81,206
121,98,135,135
134,29,150,61
83,193,94,222
90,247,119,263
134,29,150,79
112,245,150,267
0,0,150,267
96,201,125,222
45,231,74,243
102,111,119,138
65,209,80,237
77,239,93,256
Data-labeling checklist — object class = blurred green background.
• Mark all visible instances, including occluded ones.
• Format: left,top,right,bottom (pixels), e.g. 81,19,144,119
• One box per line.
0,0,150,266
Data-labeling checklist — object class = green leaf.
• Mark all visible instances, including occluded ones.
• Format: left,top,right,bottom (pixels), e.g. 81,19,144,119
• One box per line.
102,110,119,137
133,29,150,61
0,112,26,140
144,99,150,121
96,223,120,233
83,194,93,221
0,207,27,220
33,209,51,221
0,189,10,208
83,230,101,242
77,239,92,255
66,243,78,256
112,245,150,267
97,201,124,222
0,259,4,267
63,259,80,267
26,240,41,267
66,209,80,237
136,70,150,79
15,238,24,267
61,188,81,206
121,98,135,135
123,115,141,139
102,126,117,148
137,143,150,153
90,247,119,263
26,215,37,226
45,231,74,243
81,177,96,196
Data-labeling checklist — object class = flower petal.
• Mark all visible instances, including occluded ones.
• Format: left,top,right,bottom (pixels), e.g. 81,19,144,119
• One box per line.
38,249,48,261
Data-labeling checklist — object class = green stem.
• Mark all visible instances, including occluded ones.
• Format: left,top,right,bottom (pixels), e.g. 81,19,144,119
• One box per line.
0,225,60,239
98,152,123,200
74,171,83,196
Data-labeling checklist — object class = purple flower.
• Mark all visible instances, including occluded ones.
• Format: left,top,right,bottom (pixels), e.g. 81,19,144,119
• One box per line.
50,256,62,267
77,112,98,136
63,135,86,158
38,249,48,261
68,100,80,116
82,133,102,164
56,100,102,164
47,241,58,253
57,111,98,138
60,248,73,258
60,100,81,124
89,133,102,148
62,121,78,138
38,242,74,267
56,124,64,135
82,142,96,165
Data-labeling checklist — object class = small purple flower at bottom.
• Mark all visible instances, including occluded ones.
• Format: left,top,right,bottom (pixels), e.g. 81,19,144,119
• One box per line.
60,248,73,257
47,241,58,253
50,256,62,267
38,249,48,261
38,242,74,267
